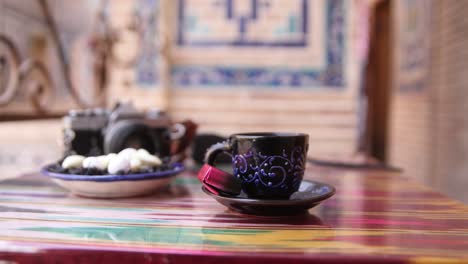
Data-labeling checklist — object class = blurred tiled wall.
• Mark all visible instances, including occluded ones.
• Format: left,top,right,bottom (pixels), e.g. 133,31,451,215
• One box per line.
110,0,366,158
0,0,367,176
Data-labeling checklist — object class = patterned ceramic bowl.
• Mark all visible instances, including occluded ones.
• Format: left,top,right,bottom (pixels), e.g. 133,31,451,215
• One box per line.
40,163,184,198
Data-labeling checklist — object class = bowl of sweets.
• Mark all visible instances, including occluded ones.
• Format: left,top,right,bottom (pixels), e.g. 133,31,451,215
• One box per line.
41,148,184,198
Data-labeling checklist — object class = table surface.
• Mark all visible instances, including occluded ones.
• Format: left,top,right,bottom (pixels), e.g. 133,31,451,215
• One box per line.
0,165,467,264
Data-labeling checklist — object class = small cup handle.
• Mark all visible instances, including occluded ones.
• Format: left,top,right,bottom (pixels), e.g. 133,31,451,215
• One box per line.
204,140,232,165
199,140,241,196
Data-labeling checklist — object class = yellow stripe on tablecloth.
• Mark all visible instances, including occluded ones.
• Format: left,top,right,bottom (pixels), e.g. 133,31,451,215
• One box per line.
1,235,468,259
410,256,468,264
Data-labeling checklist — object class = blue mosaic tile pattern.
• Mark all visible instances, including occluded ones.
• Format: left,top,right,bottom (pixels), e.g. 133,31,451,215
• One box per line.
398,0,430,93
172,0,346,88
178,0,308,46
135,0,159,87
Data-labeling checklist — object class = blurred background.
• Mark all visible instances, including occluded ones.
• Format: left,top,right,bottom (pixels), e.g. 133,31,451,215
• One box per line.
0,0,467,203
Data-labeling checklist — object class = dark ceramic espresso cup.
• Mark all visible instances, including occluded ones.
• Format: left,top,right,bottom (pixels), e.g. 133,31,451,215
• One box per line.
204,133,309,199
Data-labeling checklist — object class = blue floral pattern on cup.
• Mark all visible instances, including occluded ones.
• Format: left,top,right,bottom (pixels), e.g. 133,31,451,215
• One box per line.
233,147,305,195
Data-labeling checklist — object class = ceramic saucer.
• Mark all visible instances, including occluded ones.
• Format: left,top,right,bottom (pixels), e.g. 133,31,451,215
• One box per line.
41,163,184,198
202,180,335,216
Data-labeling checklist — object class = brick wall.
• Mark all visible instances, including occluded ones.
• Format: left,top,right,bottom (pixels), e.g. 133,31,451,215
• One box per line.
388,0,468,203
169,89,359,157
430,0,468,202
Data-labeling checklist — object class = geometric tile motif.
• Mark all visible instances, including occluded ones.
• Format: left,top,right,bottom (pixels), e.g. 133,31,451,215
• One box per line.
172,0,346,88
178,0,308,46
135,0,159,87
398,0,431,92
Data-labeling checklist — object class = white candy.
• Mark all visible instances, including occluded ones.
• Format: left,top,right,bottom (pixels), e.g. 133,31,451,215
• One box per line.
62,148,161,174
118,148,137,160
82,156,109,170
107,154,131,174
136,149,162,166
130,157,142,172
99,154,116,168
62,155,85,169
82,157,97,169
137,148,150,156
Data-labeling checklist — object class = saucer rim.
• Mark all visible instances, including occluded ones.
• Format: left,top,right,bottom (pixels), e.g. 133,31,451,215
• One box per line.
202,179,335,205
40,163,185,182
